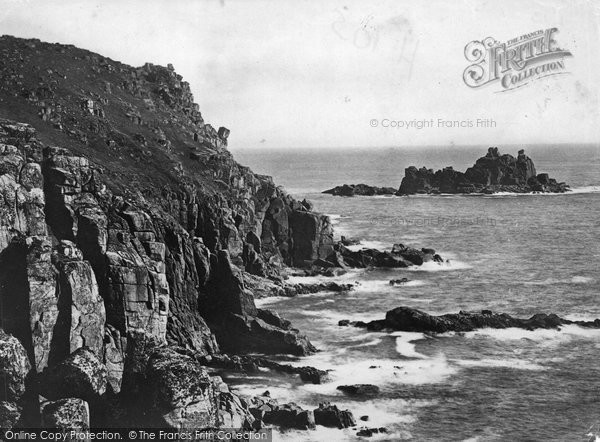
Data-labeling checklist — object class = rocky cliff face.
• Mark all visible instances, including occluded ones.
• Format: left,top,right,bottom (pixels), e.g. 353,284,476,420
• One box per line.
397,147,569,195
0,35,334,429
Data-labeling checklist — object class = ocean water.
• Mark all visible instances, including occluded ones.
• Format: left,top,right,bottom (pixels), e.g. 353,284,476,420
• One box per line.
229,145,600,441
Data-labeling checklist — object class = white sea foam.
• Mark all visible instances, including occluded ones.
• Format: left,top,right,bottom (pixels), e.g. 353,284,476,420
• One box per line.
404,258,472,272
392,332,429,358
461,325,600,346
345,240,390,252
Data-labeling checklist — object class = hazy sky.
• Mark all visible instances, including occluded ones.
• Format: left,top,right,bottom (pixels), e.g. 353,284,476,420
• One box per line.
0,0,599,149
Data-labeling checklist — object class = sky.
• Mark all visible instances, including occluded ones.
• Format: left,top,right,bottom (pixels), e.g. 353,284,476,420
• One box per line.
0,0,599,150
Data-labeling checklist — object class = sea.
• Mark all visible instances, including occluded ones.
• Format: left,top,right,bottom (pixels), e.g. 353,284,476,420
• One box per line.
227,144,600,441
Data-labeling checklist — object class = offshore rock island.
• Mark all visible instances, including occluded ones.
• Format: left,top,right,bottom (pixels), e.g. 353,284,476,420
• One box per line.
0,35,447,435
323,147,570,196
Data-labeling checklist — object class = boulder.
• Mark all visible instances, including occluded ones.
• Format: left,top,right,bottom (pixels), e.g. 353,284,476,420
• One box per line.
0,401,21,429
40,347,107,402
263,402,315,430
145,348,254,429
313,402,356,428
0,329,31,402
322,184,396,197
336,384,380,397
41,398,90,431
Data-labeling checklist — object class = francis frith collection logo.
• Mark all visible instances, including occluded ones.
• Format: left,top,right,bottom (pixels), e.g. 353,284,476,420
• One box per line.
463,28,572,91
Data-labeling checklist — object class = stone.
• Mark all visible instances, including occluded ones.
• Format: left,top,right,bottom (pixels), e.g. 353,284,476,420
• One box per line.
0,329,31,402
145,348,254,429
322,184,396,197
263,403,315,430
0,401,21,429
313,402,356,428
41,398,90,431
397,148,569,195
336,384,380,397
40,347,107,402
351,306,600,334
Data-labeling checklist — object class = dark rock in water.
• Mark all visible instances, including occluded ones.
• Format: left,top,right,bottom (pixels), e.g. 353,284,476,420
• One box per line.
340,236,361,246
41,398,90,431
338,320,351,327
256,309,292,330
39,347,107,402
397,148,570,195
263,402,315,430
323,184,396,197
360,415,369,421
357,427,388,437
211,313,316,356
198,353,330,384
337,384,380,397
350,306,600,333
332,243,441,269
389,278,410,286
313,402,356,428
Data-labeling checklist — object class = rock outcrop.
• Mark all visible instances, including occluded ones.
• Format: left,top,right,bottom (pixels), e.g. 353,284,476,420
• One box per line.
0,36,348,431
318,243,444,270
322,148,570,196
397,148,569,195
322,184,396,197
342,306,600,333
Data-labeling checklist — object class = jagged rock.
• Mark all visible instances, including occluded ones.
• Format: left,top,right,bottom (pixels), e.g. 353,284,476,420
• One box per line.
389,278,409,286
26,236,59,373
0,329,31,402
204,250,257,318
0,37,354,429
263,402,315,430
103,325,125,394
289,210,335,267
397,148,569,195
199,353,330,384
40,347,107,402
313,402,356,428
256,309,291,330
52,241,106,361
41,398,90,431
336,384,380,397
144,348,254,429
356,427,388,437
350,306,600,333
323,184,396,196
0,400,21,429
213,313,316,356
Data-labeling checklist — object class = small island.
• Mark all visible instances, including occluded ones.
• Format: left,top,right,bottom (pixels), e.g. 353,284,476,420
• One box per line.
323,147,570,196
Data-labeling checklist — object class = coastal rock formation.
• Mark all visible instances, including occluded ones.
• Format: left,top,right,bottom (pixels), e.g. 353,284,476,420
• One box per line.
323,184,396,197
319,243,444,269
144,348,255,429
397,148,569,195
342,306,600,333
313,402,356,428
0,36,348,431
41,398,90,431
322,148,570,196
337,384,380,397
198,353,331,384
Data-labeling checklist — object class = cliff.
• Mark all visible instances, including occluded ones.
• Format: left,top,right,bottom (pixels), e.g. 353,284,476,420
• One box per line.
0,35,335,430
397,147,569,195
